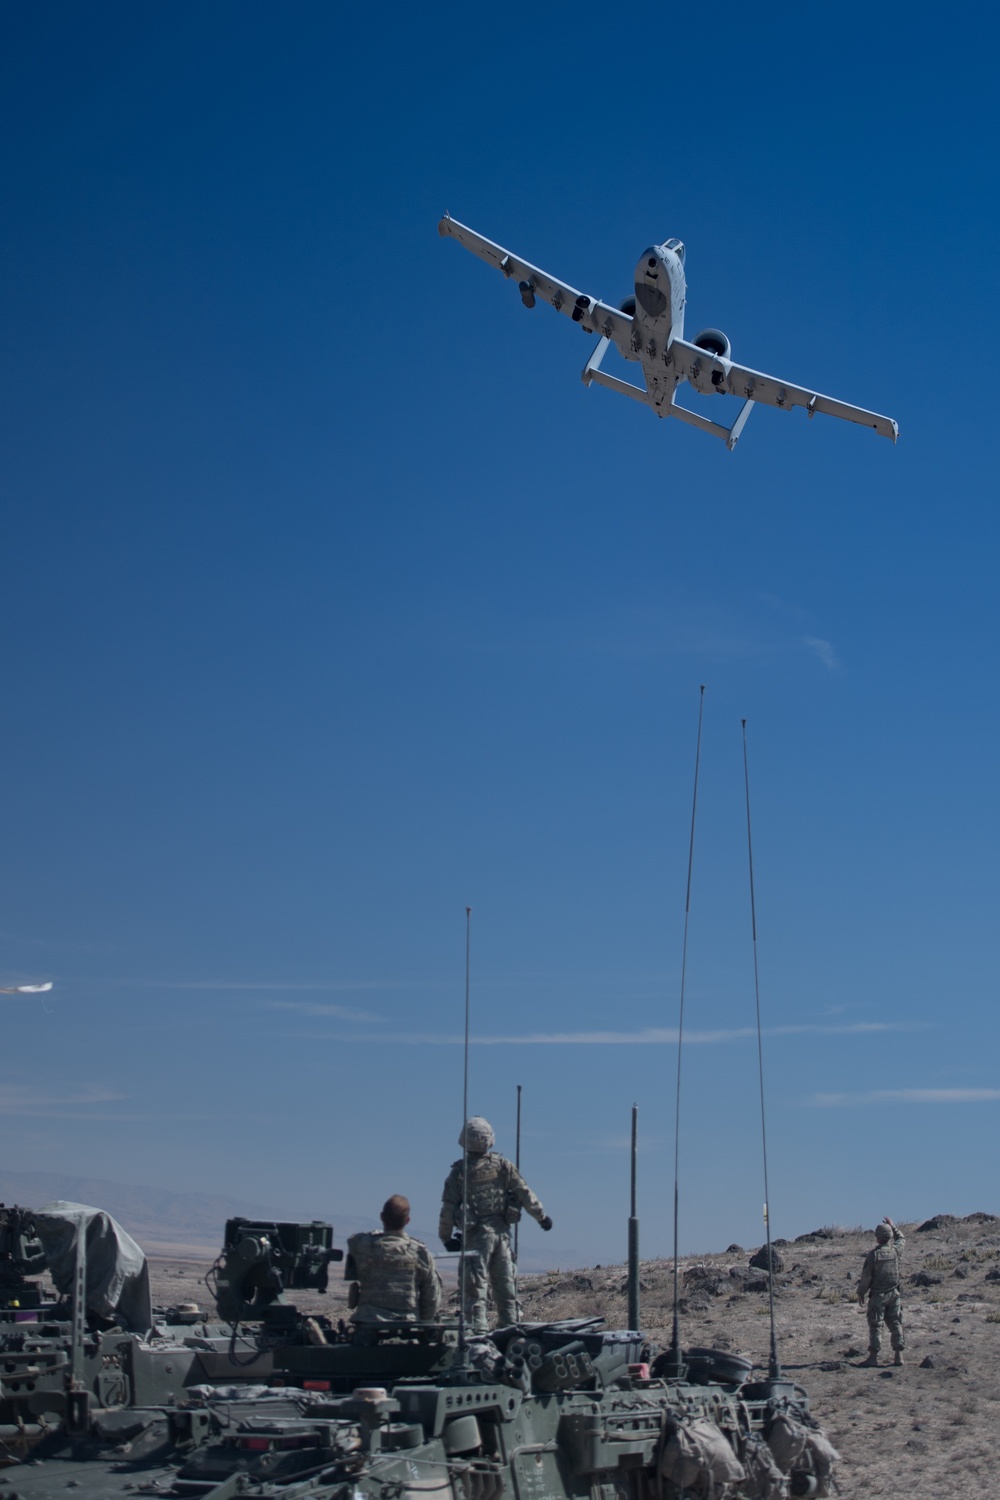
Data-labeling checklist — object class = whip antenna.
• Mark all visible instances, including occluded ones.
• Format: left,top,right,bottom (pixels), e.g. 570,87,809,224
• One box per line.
627,1103,640,1331
742,721,781,1381
458,906,472,1354
666,684,706,1377
513,1083,522,1263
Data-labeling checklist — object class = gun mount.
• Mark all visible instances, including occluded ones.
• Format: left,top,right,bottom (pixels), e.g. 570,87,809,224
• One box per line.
0,1204,50,1312
207,1217,344,1322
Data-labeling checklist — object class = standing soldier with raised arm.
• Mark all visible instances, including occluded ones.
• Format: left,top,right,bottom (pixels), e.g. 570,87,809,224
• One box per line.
439,1116,552,1334
857,1216,905,1367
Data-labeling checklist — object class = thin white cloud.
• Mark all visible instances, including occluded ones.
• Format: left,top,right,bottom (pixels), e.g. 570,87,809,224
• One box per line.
125,980,437,994
301,1021,914,1046
0,1083,125,1117
264,1000,383,1022
802,635,839,670
809,1088,1000,1107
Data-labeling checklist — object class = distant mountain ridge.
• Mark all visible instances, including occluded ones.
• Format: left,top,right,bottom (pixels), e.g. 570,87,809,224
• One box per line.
0,1169,351,1256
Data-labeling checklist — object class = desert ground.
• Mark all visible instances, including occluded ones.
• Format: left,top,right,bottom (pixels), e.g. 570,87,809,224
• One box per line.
149,1212,1000,1498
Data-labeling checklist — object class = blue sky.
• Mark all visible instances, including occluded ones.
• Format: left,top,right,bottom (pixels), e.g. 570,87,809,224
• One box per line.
2,4,998,1269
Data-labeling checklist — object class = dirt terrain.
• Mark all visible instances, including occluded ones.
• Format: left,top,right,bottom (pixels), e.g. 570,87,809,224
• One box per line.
149,1212,1000,1499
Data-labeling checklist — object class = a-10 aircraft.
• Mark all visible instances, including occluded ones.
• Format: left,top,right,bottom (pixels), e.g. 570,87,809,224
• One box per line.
439,215,898,451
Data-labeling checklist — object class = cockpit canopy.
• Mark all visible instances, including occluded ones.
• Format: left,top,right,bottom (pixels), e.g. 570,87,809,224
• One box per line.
662,238,686,263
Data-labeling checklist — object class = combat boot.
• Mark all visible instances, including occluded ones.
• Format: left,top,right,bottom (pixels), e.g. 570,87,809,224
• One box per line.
860,1352,879,1367
893,1350,904,1367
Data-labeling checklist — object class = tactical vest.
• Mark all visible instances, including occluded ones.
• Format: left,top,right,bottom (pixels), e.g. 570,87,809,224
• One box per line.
348,1232,423,1314
870,1244,901,1294
464,1154,510,1220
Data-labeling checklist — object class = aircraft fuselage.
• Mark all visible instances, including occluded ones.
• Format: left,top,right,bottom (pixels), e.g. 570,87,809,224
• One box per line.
632,242,687,414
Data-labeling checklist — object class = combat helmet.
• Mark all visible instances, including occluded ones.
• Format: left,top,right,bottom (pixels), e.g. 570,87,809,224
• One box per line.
875,1223,893,1242
460,1116,495,1154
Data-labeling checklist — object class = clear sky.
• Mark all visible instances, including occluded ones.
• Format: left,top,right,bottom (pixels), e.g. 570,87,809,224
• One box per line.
2,4,997,1270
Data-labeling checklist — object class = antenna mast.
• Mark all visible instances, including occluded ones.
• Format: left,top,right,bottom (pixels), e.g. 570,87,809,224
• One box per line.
513,1083,522,1263
666,684,706,1377
627,1103,640,1331
458,906,472,1354
742,721,781,1381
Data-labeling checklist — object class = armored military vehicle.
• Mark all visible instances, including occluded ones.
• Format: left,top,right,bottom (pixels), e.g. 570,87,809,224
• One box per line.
1,1202,837,1498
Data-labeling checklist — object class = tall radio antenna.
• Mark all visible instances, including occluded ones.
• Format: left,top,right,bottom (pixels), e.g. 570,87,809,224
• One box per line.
742,721,781,1381
665,684,706,1377
513,1083,522,1262
458,905,472,1354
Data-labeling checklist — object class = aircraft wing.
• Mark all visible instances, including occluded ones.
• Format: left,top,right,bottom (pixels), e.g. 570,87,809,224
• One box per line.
439,215,636,361
671,337,898,442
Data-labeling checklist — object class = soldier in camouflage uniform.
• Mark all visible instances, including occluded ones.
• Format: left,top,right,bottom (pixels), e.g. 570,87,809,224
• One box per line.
439,1116,552,1334
857,1216,905,1366
345,1195,441,1326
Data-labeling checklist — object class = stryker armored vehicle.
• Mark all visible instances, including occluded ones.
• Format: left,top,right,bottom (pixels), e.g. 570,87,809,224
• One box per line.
0,1203,838,1498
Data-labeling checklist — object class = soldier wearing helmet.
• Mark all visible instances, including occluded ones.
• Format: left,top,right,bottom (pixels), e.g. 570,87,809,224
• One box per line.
439,1116,552,1333
857,1216,905,1366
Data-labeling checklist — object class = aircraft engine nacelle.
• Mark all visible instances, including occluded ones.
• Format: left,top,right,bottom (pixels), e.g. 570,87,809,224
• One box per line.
692,328,732,361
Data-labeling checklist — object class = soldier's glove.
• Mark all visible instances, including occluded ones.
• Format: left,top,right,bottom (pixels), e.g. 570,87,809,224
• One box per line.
539,1216,553,1232
444,1234,463,1252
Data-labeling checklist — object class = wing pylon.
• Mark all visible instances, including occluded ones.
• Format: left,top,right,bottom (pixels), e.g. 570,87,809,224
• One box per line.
438,215,636,363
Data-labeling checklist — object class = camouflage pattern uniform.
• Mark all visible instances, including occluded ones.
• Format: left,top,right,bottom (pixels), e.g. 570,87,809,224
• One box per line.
439,1148,548,1333
857,1224,904,1359
345,1230,441,1325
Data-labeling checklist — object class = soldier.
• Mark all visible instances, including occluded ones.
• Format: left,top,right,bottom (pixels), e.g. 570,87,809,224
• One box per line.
439,1116,552,1334
345,1195,441,1326
857,1216,905,1367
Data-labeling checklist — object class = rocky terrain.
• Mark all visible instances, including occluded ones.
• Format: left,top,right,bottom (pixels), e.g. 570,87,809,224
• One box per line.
149,1212,1000,1499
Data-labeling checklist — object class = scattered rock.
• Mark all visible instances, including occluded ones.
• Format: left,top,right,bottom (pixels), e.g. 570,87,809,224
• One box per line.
917,1215,957,1232
749,1245,784,1274
952,1264,970,1278
879,1369,894,1379
683,1266,726,1297
984,1268,1000,1282
910,1271,943,1287
843,1346,863,1358
795,1227,834,1242
963,1212,997,1223
818,1360,846,1372
725,1244,744,1255
919,1355,936,1368
772,1238,789,1247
